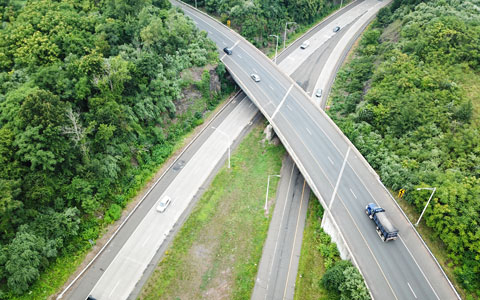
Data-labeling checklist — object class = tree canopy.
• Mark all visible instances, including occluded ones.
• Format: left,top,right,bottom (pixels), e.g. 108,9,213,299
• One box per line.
0,0,223,296
183,0,338,47
328,0,480,295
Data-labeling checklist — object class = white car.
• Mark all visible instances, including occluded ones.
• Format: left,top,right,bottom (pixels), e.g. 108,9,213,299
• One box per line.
156,195,172,213
300,40,310,49
251,74,261,82
315,88,323,98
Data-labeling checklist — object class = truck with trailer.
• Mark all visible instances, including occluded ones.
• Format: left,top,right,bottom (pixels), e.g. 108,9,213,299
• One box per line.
365,203,399,242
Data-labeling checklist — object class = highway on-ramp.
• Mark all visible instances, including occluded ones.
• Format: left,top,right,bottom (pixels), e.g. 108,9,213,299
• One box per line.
175,0,460,299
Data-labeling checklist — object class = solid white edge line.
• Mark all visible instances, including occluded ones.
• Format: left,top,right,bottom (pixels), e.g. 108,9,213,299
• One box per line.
282,180,307,299
264,162,296,299
399,236,440,300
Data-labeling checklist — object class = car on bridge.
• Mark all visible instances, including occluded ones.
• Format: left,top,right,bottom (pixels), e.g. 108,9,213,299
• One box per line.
251,74,261,82
333,26,341,32
223,47,232,55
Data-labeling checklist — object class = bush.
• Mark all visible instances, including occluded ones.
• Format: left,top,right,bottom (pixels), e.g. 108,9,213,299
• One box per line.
340,266,370,300
321,260,352,292
104,204,122,224
322,260,370,300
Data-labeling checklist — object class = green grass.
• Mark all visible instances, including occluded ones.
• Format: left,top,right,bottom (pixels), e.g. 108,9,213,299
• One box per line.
294,195,339,300
139,122,285,299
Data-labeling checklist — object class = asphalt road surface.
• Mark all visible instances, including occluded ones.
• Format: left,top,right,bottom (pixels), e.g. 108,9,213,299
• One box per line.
252,155,309,300
175,0,460,299
60,2,368,298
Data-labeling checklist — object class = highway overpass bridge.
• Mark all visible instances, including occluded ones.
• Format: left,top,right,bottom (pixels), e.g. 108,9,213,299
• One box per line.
174,0,460,299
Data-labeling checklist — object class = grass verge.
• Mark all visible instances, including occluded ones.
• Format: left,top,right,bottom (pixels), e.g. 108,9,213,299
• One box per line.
294,195,339,300
139,122,285,299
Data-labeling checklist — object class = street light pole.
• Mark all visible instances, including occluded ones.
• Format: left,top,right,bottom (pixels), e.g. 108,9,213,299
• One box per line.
265,174,281,213
415,187,436,226
284,21,296,49
212,126,230,169
269,35,279,64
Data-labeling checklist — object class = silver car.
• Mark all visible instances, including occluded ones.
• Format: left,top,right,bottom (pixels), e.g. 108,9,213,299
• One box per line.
156,195,172,213
300,40,310,49
251,74,261,82
315,88,323,97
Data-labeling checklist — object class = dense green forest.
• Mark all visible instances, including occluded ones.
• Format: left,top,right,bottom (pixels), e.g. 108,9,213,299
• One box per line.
328,0,480,296
182,0,339,47
0,0,228,296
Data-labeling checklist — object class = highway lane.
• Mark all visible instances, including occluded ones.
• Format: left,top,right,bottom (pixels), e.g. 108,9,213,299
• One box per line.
175,1,459,299
88,95,259,299
252,156,310,300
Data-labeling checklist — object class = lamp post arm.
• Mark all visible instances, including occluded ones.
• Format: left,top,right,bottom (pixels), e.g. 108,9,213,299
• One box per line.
415,187,436,226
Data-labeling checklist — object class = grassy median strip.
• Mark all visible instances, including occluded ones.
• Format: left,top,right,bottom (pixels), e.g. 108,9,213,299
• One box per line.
139,123,285,299
294,196,339,300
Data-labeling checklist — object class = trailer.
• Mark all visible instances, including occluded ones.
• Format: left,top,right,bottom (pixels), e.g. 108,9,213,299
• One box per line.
365,203,399,242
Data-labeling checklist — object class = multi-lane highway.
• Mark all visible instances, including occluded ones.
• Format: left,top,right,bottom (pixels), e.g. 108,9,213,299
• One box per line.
59,2,374,299
60,94,261,300
175,0,460,299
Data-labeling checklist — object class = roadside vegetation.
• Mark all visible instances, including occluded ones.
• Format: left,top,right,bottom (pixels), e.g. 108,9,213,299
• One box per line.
295,197,369,300
0,0,235,297
139,123,285,299
328,0,480,298
182,0,345,49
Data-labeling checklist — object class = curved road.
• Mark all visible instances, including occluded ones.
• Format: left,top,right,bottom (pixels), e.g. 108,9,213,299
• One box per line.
175,0,460,299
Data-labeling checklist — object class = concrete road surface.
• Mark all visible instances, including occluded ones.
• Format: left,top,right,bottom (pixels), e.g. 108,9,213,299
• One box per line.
62,94,259,300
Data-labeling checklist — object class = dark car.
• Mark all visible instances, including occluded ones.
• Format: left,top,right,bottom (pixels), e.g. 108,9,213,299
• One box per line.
333,26,341,32
223,47,232,55
87,296,97,300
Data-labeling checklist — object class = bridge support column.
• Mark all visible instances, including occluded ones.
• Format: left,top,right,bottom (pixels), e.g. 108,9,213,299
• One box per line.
321,210,350,260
